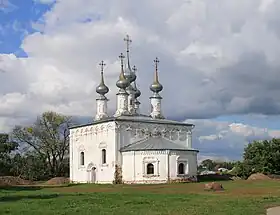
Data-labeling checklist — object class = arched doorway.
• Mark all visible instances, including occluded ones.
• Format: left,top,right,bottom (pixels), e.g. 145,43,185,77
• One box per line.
87,163,97,183
90,167,97,183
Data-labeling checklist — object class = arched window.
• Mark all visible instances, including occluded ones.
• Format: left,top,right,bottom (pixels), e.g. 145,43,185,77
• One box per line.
102,149,106,164
147,163,154,175
80,152,85,166
178,163,185,174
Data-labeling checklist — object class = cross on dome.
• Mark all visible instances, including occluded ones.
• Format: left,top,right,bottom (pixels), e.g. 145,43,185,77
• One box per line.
96,60,109,96
124,34,132,53
99,60,106,72
116,53,130,89
150,57,163,93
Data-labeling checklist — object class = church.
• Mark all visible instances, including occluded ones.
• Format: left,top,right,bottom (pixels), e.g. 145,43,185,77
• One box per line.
69,35,199,184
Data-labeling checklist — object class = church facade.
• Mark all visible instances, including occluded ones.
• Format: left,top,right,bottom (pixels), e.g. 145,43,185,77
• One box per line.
69,35,199,184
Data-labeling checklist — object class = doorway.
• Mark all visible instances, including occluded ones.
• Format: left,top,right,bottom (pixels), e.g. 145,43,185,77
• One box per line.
90,167,97,183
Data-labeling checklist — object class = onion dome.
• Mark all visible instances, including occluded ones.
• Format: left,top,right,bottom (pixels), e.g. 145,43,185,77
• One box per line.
123,34,136,83
134,84,141,98
132,65,141,98
124,66,136,83
96,60,109,95
116,53,130,89
150,57,163,93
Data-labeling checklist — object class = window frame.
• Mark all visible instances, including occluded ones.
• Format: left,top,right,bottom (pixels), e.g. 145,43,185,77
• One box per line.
176,158,188,176
142,157,160,177
80,151,85,166
101,149,107,164
178,162,185,175
146,163,154,175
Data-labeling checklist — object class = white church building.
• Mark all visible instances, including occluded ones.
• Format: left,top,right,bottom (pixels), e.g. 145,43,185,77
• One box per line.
69,35,199,184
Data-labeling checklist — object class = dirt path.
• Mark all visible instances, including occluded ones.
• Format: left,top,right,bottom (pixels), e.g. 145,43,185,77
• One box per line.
267,206,280,215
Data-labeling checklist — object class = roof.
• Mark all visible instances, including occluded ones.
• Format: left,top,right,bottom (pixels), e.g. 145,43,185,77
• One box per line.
120,136,199,152
69,114,194,129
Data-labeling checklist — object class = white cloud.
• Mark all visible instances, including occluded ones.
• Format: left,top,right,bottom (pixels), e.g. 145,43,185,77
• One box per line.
1,0,280,159
190,119,280,160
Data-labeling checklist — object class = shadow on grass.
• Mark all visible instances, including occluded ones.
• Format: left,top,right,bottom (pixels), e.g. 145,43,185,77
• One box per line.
197,174,234,182
0,183,79,190
0,186,43,192
0,193,63,202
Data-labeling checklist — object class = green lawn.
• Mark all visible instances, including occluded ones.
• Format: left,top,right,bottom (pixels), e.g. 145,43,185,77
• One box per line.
1,180,280,215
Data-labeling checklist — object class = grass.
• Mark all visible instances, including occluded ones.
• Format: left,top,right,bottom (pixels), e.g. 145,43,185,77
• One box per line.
1,180,280,215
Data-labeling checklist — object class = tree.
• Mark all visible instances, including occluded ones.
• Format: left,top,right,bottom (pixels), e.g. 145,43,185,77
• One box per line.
0,133,18,176
12,111,73,178
201,159,215,171
9,152,49,180
234,161,252,179
198,159,236,173
235,138,280,178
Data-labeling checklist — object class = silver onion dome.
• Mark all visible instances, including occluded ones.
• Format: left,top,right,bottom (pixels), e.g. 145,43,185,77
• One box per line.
124,66,136,83
116,53,130,89
96,61,109,95
134,88,141,98
131,66,141,98
123,34,136,83
126,84,135,94
150,81,163,93
96,81,109,95
150,57,163,93
133,81,141,98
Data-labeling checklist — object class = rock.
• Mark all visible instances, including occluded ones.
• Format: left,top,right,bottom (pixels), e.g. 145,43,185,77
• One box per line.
0,176,33,186
45,177,69,185
204,182,224,191
247,173,270,180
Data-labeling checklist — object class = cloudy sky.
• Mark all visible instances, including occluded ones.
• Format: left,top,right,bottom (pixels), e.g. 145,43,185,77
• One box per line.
1,0,280,161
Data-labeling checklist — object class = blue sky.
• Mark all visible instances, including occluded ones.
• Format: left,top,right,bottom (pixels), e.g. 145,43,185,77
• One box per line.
0,0,53,56
215,115,280,130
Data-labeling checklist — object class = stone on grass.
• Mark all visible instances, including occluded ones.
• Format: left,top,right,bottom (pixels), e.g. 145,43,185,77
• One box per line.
204,182,224,191
247,173,270,180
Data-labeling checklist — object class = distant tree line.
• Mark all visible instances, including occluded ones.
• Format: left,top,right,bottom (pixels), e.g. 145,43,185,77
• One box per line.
198,159,236,172
199,138,280,179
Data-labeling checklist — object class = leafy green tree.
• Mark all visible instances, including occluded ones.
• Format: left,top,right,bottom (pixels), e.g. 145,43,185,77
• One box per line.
0,133,18,176
235,138,280,178
200,159,215,171
10,152,49,180
12,111,73,178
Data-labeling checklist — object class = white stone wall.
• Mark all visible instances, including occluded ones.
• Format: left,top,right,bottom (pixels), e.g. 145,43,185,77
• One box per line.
168,150,198,179
122,149,198,184
150,97,162,119
70,121,116,184
122,150,168,184
95,99,108,120
114,93,129,116
116,121,194,150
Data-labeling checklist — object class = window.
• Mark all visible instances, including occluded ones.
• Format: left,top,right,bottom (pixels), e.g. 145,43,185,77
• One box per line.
102,149,106,164
178,163,185,174
147,163,154,175
80,152,85,166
